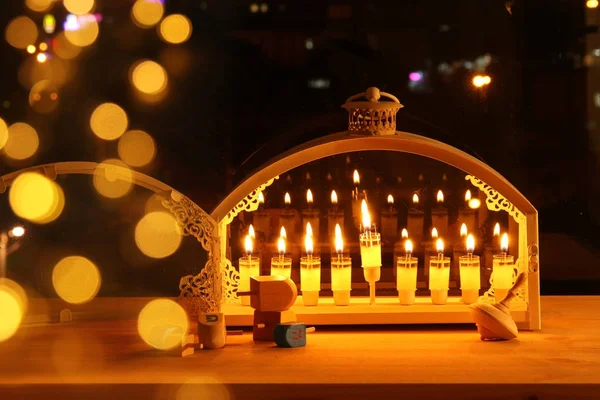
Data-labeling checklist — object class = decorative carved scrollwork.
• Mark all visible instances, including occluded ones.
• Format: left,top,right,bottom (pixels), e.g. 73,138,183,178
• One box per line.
220,177,279,227
178,263,219,315
465,175,526,224
221,259,240,304
162,194,217,253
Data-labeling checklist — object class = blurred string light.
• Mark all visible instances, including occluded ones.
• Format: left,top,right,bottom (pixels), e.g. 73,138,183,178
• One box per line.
19,56,71,89
118,130,156,167
0,288,22,342
132,0,164,28
90,102,128,140
52,256,101,304
27,45,36,54
0,278,28,315
29,80,59,114
64,16,99,47
9,172,65,224
43,14,56,34
159,14,192,44
260,3,269,12
587,0,599,9
39,42,48,51
0,118,8,150
408,71,423,82
93,159,134,198
138,299,188,350
130,60,168,95
472,74,491,88
249,3,259,13
25,0,54,13
36,52,48,63
4,122,39,160
135,211,183,258
64,0,95,16
63,14,80,31
5,16,38,50
53,32,82,59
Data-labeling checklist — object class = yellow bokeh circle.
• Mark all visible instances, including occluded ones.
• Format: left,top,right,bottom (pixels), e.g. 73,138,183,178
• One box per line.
9,172,65,224
135,211,183,259
138,299,189,350
4,122,39,160
118,130,156,167
5,16,38,49
0,279,28,316
63,0,95,15
53,32,82,60
90,103,128,140
131,60,168,95
131,0,164,28
0,117,8,150
0,290,22,342
25,0,54,13
65,18,99,47
159,14,192,44
52,256,101,304
93,159,134,199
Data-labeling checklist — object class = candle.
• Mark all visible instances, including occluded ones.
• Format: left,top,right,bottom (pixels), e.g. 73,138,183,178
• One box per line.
306,189,314,208
429,238,451,305
459,233,480,304
239,235,260,306
381,194,398,237
407,193,424,244
331,224,352,306
465,190,472,202
351,170,366,229
459,188,477,233
431,190,448,239
401,228,408,239
303,189,320,243
284,192,291,207
431,227,438,239
328,189,344,242
460,223,468,238
493,223,500,237
279,192,296,241
493,233,514,301
300,225,321,306
271,233,292,279
248,225,255,239
331,190,338,208
396,239,418,305
359,199,381,305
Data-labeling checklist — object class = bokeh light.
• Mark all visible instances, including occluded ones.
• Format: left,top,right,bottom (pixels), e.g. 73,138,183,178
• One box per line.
145,192,167,214
9,172,65,224
177,377,231,400
25,0,54,12
118,130,156,167
0,117,8,150
53,32,82,60
36,52,48,63
90,103,128,140
0,279,28,317
93,159,134,198
52,256,101,304
18,56,72,89
135,211,182,259
159,14,192,44
64,18,99,47
131,60,168,95
138,299,189,350
131,0,164,28
29,80,59,114
64,0,95,15
27,45,36,54
0,290,22,342
3,122,39,160
5,16,38,50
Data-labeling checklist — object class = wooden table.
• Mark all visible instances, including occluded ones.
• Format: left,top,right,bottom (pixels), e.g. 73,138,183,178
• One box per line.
0,296,598,399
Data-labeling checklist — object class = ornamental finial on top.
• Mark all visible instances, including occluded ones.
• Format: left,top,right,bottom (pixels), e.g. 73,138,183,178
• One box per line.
341,87,403,136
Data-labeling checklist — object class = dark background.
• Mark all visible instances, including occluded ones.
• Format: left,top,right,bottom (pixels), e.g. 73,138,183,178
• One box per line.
1,0,599,296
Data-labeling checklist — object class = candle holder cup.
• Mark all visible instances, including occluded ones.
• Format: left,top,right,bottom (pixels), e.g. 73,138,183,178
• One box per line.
300,256,321,306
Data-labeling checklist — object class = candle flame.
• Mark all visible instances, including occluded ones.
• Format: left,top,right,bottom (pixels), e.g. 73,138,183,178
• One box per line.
305,234,314,255
431,227,438,238
436,238,444,254
361,199,371,230
501,233,508,253
258,191,265,204
466,234,475,253
334,223,343,253
306,222,313,237
278,236,286,254
405,239,413,255
305,172,311,181
465,190,472,202
353,169,360,185
331,190,338,204
248,225,255,239
387,194,394,205
307,189,313,204
437,190,444,203
244,235,253,255
284,192,291,205
468,198,481,209
401,228,408,239
460,223,467,237
412,193,419,204
493,223,500,237
280,226,287,238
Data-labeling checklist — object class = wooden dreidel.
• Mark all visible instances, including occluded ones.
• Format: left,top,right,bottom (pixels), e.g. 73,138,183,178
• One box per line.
469,272,527,341
274,322,307,348
238,276,298,312
198,312,226,349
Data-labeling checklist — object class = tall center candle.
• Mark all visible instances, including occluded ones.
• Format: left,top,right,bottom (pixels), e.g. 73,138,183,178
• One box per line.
239,235,260,306
359,200,381,305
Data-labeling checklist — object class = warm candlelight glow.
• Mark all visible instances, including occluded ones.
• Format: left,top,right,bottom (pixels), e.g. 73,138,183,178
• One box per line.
334,224,343,253
412,193,419,204
258,191,265,204
501,233,509,253
436,238,444,254
331,190,338,204
280,226,287,238
387,194,394,205
431,227,438,238
248,225,255,239
460,223,468,237
353,169,360,185
306,222,313,237
305,233,314,255
466,234,475,253
361,199,371,230
465,190,472,202
437,190,444,203
401,228,408,239
284,192,291,205
468,198,481,209
493,223,500,237
405,239,413,255
307,189,313,205
278,236,286,254
244,235,253,255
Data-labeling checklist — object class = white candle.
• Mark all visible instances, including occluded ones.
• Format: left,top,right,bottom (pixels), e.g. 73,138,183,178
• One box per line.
300,230,320,306
459,234,480,304
396,239,418,305
271,235,291,279
239,235,260,306
359,199,381,305
429,238,450,305
331,224,352,306
493,233,514,300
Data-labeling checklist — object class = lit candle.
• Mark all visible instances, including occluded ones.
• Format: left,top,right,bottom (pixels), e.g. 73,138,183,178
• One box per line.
493,223,500,237
328,189,344,242
412,193,419,205
331,224,352,306
271,233,292,279
359,199,381,305
331,190,338,210
303,189,320,242
429,238,451,305
401,228,408,239
431,190,449,239
407,193,424,243
284,192,291,208
431,227,438,239
460,223,468,238
459,233,480,304
239,235,260,306
248,225,255,239
396,239,418,305
465,190,472,203
306,189,314,209
279,192,295,241
300,224,321,306
493,233,514,301
381,194,398,238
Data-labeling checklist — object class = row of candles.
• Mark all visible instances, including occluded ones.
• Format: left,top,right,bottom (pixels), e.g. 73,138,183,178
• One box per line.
239,198,515,307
